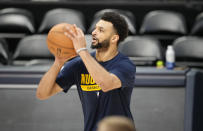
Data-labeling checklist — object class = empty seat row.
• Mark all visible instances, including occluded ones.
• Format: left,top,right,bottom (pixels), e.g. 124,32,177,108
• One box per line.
0,35,203,68
12,35,53,66
0,8,85,35
0,38,9,65
1,8,203,36
119,36,203,68
0,8,35,34
0,35,95,66
173,36,203,67
119,36,163,66
88,9,136,35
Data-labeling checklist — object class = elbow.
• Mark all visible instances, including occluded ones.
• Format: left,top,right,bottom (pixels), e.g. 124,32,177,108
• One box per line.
36,93,47,100
100,83,112,93
100,81,121,93
101,88,110,92
36,92,47,100
36,89,49,100
100,74,122,92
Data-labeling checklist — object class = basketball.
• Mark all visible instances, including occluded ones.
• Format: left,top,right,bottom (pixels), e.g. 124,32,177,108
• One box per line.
46,23,77,58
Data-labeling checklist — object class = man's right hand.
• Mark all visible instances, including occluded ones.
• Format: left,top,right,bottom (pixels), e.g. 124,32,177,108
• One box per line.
36,56,65,100
54,54,77,68
54,56,68,67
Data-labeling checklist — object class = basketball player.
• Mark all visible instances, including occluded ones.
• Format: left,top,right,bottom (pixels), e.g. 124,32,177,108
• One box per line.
36,12,136,131
97,116,136,131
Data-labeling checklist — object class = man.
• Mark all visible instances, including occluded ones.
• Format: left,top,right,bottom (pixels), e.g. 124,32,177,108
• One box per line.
97,116,136,131
36,12,136,131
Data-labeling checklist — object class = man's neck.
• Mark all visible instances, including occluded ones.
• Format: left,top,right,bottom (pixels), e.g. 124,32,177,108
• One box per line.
95,47,118,62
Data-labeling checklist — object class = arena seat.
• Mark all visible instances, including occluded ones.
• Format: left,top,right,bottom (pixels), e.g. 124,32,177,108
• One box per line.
119,36,163,66
139,10,187,35
87,9,136,35
173,36,203,68
12,35,54,66
191,12,203,36
0,38,9,65
38,8,86,33
0,8,35,35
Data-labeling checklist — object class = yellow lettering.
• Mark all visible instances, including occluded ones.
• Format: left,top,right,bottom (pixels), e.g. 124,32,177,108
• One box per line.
80,85,101,91
80,74,101,91
85,74,90,84
90,77,95,84
81,74,86,84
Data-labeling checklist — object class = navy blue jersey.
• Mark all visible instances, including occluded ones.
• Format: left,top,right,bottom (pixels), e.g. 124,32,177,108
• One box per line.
56,52,136,131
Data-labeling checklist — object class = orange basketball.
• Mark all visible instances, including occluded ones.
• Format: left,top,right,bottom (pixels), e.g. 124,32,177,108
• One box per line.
47,23,77,59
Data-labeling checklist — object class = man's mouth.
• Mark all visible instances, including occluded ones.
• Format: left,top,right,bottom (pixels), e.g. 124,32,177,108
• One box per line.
92,37,98,44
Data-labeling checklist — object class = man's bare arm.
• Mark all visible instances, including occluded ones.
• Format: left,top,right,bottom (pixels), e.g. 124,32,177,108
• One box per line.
36,58,65,100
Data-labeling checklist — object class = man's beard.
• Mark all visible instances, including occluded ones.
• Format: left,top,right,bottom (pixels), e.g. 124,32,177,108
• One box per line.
91,39,110,49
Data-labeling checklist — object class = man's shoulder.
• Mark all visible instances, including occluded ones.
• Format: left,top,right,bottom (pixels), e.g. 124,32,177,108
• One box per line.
117,52,136,67
63,51,95,68
63,56,83,67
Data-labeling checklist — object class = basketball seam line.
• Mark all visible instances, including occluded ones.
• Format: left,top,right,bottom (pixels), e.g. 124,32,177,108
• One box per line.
47,39,75,50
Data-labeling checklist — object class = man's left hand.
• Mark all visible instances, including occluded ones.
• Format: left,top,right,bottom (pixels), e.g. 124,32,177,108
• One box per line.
64,24,87,52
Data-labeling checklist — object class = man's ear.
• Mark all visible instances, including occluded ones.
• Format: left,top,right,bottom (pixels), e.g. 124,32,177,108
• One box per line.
111,35,119,43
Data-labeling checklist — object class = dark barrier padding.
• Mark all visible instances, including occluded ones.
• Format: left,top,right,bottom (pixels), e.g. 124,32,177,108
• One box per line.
132,87,184,131
185,69,203,131
0,66,188,87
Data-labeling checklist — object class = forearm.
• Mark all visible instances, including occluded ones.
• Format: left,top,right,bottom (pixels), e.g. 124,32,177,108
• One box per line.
36,61,63,99
79,51,120,92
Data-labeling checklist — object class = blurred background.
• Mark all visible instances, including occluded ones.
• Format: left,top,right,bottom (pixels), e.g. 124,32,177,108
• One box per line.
0,0,203,131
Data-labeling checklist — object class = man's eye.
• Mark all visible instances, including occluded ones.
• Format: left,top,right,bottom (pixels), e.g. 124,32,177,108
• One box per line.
100,29,104,32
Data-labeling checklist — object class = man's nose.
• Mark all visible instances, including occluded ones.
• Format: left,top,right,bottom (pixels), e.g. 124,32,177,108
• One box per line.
92,28,97,35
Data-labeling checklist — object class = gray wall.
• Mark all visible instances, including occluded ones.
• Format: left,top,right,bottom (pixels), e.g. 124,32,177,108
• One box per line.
0,86,185,131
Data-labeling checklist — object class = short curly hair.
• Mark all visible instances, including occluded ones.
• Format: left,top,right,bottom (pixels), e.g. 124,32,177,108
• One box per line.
101,11,129,44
